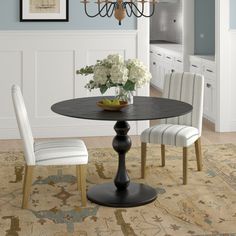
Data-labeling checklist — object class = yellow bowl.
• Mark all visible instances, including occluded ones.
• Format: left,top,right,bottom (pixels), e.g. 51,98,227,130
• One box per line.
97,100,128,111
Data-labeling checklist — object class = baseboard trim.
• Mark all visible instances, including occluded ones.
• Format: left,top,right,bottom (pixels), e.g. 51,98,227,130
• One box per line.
230,120,236,132
203,117,215,131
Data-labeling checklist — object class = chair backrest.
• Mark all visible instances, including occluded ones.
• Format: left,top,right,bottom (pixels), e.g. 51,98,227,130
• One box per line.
12,85,35,165
161,72,204,135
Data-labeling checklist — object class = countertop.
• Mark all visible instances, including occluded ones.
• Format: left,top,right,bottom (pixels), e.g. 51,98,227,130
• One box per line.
150,43,183,54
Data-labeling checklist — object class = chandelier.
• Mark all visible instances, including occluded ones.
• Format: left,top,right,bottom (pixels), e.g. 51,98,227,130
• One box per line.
81,0,157,25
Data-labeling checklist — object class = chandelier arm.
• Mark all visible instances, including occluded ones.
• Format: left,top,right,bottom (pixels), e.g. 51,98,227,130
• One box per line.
99,3,114,17
84,3,107,18
125,2,143,18
107,4,116,17
99,3,111,17
127,2,144,17
129,2,155,17
98,2,107,17
100,2,116,17
104,1,111,16
149,3,155,17
123,2,133,17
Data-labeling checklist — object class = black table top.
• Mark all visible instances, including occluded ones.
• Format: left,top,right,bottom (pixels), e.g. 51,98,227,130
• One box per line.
51,96,192,121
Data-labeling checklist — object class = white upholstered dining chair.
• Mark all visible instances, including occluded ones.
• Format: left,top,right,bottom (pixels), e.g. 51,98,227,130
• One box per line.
141,72,204,185
12,85,88,208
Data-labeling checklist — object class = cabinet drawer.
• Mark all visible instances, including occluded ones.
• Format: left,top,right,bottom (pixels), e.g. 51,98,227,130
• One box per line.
190,61,201,69
154,51,164,60
175,57,183,64
173,57,183,72
164,54,174,63
190,61,202,74
204,64,216,79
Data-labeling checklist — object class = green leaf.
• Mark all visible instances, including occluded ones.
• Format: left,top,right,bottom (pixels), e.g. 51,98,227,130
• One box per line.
76,66,94,76
100,85,108,94
123,80,135,91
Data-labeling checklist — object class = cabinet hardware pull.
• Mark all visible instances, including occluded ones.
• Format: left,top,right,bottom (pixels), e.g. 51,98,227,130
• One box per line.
191,64,198,68
206,83,211,88
206,69,213,73
177,60,182,63
153,62,156,65
157,53,162,56
150,51,153,53
171,69,175,73
166,56,171,59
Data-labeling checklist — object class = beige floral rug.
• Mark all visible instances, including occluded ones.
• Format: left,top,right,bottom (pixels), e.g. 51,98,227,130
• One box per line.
0,144,236,236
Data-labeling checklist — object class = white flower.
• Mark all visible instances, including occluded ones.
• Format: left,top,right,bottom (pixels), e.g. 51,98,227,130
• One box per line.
93,65,109,85
127,59,152,87
107,54,124,65
110,64,129,85
79,54,151,93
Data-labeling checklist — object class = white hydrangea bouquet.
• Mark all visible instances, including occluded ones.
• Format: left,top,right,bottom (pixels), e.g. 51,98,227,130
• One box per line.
76,54,151,103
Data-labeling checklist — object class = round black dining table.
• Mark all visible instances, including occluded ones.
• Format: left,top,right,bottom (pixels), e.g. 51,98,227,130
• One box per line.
51,96,192,208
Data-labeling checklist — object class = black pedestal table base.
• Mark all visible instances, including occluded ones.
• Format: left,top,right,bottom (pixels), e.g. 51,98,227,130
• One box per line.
87,121,157,207
87,182,157,208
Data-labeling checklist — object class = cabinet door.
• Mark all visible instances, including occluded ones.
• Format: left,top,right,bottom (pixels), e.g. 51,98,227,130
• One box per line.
150,53,163,89
150,52,158,87
203,62,216,122
190,60,202,74
174,57,184,73
162,61,175,90
203,78,215,122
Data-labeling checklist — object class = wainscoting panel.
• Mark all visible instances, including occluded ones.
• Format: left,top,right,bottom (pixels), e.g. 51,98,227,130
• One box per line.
230,30,236,131
0,51,22,121
0,31,147,139
35,50,75,118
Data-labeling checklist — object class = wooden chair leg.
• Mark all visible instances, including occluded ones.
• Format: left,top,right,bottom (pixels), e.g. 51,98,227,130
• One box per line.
183,147,188,185
161,144,165,167
195,138,203,171
76,165,81,191
141,142,147,179
77,165,87,207
22,165,34,209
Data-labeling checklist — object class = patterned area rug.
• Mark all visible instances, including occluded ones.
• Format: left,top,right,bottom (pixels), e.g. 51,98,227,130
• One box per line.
0,144,236,236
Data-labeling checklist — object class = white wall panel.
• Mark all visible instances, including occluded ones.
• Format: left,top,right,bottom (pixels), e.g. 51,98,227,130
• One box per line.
0,31,148,139
35,50,75,118
0,51,22,120
230,30,236,131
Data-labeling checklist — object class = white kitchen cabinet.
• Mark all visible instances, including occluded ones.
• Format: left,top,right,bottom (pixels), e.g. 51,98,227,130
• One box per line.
204,78,215,121
189,58,202,74
189,55,216,122
150,44,183,91
150,50,164,88
150,52,158,87
174,56,184,73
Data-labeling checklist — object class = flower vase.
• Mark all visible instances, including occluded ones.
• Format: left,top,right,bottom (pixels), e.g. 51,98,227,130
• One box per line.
115,87,133,104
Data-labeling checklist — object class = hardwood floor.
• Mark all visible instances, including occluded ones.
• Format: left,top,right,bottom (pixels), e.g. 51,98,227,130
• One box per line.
0,86,235,152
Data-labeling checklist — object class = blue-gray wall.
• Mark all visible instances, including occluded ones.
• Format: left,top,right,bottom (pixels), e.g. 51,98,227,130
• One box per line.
0,0,136,30
230,0,236,29
194,0,215,55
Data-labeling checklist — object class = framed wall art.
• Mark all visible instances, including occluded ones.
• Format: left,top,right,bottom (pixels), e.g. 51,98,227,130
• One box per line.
20,0,69,22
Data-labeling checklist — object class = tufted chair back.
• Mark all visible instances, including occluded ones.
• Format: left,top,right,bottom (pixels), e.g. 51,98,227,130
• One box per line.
161,72,204,135
12,85,35,165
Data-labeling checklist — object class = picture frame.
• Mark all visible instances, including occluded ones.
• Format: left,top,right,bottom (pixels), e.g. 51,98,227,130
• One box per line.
20,0,69,22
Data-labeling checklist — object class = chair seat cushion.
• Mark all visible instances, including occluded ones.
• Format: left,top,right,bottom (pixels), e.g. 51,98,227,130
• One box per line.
141,124,200,147
34,139,88,166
